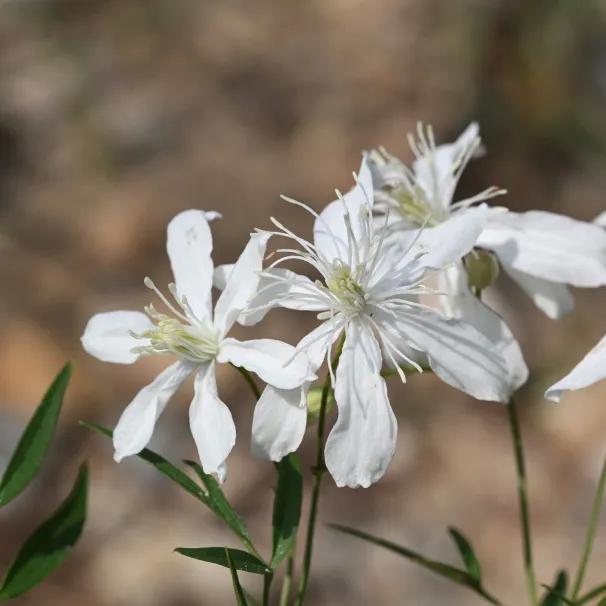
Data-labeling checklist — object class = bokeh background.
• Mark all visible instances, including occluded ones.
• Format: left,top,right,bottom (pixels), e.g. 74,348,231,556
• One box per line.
2,1,606,604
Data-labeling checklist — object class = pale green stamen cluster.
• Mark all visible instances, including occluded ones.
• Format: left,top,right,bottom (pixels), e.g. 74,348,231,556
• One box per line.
392,185,438,227
325,260,367,314
133,310,219,363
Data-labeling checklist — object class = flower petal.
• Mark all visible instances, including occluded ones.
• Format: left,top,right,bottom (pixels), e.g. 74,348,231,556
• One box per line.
324,320,397,488
413,122,480,210
502,265,574,319
218,338,315,390
438,264,528,394
81,310,153,364
113,360,195,462
167,210,215,322
545,335,606,402
213,231,270,335
477,210,606,287
189,363,236,482
215,266,326,326
374,307,510,402
415,205,489,269
313,155,373,263
251,386,307,461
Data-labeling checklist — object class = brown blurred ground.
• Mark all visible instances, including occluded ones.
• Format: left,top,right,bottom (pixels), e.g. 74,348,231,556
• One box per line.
2,1,606,604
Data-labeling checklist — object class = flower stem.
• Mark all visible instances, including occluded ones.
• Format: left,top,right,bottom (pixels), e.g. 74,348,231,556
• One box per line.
295,337,345,606
570,451,606,601
278,553,294,606
232,364,262,400
263,571,273,606
506,398,538,606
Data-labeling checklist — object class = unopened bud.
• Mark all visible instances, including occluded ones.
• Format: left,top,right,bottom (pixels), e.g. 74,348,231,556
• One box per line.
464,249,500,293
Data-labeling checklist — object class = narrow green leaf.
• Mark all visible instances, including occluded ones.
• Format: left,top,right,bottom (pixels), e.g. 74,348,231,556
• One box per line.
175,547,270,575
448,527,482,582
0,463,88,600
271,454,302,569
597,598,606,606
225,548,249,606
81,422,209,506
0,363,72,507
540,570,569,605
183,460,253,549
330,524,501,605
577,583,606,605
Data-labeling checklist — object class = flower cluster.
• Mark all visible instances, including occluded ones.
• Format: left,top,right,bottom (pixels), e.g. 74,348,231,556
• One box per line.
82,122,606,488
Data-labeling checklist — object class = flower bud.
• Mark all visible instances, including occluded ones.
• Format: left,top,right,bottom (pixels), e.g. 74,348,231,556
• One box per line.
306,386,335,425
464,249,500,292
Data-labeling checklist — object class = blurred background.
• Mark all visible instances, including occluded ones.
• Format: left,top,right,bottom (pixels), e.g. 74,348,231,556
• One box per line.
2,0,606,604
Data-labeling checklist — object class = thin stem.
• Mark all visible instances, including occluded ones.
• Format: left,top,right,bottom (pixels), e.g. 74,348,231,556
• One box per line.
295,337,345,606
263,571,273,606
506,398,538,606
571,452,606,601
233,364,262,400
278,553,294,606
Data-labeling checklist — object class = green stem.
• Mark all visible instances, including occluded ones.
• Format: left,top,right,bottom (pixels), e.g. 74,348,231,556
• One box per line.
263,571,273,606
506,398,538,606
576,582,606,605
233,364,262,400
295,337,345,606
278,553,294,606
571,452,606,601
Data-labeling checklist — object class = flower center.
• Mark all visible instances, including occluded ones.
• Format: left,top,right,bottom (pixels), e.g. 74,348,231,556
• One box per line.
131,278,220,364
392,185,441,227
326,261,367,314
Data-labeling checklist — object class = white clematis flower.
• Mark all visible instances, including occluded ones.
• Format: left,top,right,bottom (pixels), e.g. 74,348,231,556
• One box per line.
369,123,528,392
82,210,314,481
244,157,510,488
546,334,606,402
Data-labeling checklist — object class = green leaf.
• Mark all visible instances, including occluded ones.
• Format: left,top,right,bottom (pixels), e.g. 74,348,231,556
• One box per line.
183,460,254,552
0,463,88,600
175,547,270,575
597,598,606,606
0,363,72,507
81,422,209,506
540,570,569,605
577,583,606,605
225,548,249,606
448,527,482,582
271,454,302,569
330,524,501,605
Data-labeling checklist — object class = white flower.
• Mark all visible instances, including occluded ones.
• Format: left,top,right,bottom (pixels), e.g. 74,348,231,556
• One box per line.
370,122,606,391
82,210,314,481
546,334,606,402
241,157,510,488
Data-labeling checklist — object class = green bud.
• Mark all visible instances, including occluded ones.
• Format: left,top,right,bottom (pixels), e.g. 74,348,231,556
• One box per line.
306,386,336,425
464,249,500,293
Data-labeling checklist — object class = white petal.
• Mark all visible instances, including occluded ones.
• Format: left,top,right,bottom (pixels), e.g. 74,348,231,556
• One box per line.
324,320,397,488
503,265,574,319
414,122,479,210
477,210,606,287
415,205,489,269
113,361,195,462
296,319,344,370
189,363,236,482
313,155,373,262
167,210,214,322
215,266,326,326
546,335,606,402
251,386,307,461
594,211,606,228
213,232,270,335
81,311,153,364
438,264,528,393
374,307,510,402
213,263,233,290
218,338,315,390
